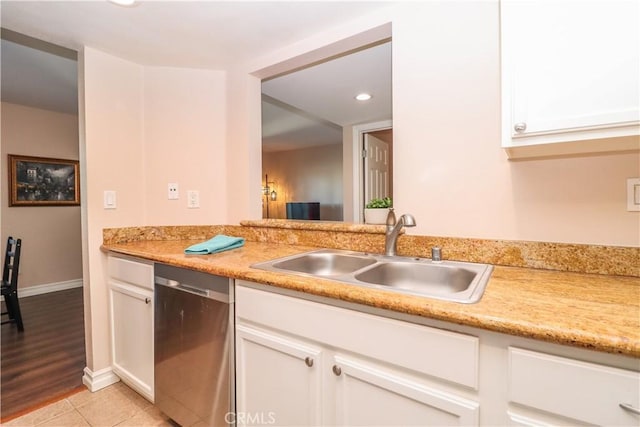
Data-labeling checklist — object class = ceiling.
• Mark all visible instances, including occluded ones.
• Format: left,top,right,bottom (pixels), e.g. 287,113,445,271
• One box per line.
262,41,391,152
263,42,391,128
0,1,393,68
1,38,78,114
1,1,392,143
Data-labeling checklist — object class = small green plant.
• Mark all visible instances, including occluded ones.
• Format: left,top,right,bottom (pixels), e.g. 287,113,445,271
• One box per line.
365,197,392,209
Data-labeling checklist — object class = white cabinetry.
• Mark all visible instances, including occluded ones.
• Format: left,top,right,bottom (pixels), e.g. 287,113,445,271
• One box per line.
108,255,154,401
235,281,640,426
331,353,478,426
501,0,640,158
236,324,323,426
507,347,640,426
235,283,479,426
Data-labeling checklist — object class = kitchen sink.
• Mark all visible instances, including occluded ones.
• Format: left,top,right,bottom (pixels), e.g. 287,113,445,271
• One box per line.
251,249,493,303
355,262,479,294
271,252,376,276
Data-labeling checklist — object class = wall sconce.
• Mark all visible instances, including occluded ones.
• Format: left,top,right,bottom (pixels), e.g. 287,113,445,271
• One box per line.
262,174,277,217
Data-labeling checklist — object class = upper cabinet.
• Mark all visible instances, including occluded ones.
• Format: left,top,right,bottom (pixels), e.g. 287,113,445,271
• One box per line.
500,0,640,159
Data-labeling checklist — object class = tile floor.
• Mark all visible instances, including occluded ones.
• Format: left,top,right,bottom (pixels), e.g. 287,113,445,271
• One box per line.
4,382,173,427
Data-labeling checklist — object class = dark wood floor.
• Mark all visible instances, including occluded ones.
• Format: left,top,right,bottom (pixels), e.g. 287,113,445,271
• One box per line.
1,287,86,421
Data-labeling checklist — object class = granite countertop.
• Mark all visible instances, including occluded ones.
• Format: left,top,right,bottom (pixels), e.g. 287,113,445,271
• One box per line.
102,238,640,358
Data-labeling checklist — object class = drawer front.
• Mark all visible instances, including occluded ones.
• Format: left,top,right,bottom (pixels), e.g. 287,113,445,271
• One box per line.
509,347,640,425
236,283,479,389
108,255,153,290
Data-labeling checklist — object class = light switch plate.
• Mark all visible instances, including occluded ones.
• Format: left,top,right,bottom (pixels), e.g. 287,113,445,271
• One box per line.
187,190,200,208
627,178,640,212
104,190,116,209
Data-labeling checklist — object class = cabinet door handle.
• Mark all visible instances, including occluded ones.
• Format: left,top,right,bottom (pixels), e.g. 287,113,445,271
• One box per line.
304,357,314,367
514,122,527,133
620,403,640,415
332,365,342,376
145,298,151,304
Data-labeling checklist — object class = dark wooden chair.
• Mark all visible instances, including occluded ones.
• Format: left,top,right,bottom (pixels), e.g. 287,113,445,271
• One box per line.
1,236,23,332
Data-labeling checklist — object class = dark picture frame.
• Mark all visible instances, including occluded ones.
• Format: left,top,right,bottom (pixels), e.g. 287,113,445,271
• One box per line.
8,155,80,206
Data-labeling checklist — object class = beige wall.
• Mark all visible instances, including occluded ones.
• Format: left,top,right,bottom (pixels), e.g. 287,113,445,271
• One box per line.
0,102,82,289
391,1,639,245
143,66,228,225
81,47,230,376
236,1,639,246
226,70,262,222
263,144,343,221
81,47,145,373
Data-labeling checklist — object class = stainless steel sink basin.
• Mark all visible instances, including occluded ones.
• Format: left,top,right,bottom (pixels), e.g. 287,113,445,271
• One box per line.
354,262,478,294
271,252,376,276
251,249,493,303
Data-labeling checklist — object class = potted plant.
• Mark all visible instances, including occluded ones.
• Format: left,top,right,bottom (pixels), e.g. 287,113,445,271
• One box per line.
364,197,392,224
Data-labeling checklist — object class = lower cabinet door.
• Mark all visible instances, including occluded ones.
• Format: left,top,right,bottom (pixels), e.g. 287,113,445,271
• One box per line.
235,324,323,427
109,281,154,401
508,347,640,426
332,354,479,426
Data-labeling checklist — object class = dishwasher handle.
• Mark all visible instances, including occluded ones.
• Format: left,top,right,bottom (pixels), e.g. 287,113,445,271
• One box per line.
176,282,210,296
155,275,231,303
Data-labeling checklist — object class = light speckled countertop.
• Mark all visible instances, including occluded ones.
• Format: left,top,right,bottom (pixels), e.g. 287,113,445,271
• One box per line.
102,237,640,358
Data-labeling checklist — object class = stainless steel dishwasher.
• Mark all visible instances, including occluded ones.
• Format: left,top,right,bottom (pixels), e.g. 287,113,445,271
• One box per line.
154,263,234,426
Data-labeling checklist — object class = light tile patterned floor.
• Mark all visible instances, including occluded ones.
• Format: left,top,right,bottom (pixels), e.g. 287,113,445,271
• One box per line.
4,382,173,427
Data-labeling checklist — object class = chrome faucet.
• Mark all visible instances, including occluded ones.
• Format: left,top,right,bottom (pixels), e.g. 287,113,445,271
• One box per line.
384,208,416,256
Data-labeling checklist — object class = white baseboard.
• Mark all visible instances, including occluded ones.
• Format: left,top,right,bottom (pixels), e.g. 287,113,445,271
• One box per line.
113,365,154,402
19,279,83,298
82,366,120,392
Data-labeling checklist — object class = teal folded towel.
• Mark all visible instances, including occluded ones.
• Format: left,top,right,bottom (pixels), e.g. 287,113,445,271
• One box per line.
184,235,245,255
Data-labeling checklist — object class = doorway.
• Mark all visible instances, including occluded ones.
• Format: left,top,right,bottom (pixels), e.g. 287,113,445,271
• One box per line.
350,120,393,223
363,128,393,208
0,29,85,420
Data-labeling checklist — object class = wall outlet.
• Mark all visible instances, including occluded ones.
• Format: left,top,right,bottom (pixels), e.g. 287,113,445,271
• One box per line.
627,178,640,212
168,183,179,200
187,190,200,208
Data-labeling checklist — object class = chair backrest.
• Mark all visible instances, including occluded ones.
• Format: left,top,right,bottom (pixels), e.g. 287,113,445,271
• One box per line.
3,237,22,290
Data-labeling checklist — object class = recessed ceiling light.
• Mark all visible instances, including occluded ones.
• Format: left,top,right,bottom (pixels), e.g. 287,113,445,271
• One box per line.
355,93,372,101
108,0,137,6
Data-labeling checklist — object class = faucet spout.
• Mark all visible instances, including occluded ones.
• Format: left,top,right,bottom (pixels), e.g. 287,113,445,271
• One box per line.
384,211,416,256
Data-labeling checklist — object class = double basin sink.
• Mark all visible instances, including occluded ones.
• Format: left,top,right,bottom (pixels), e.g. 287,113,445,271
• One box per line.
251,249,493,303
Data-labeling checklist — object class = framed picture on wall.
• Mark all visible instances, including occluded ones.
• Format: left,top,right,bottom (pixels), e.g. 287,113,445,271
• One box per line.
8,155,80,206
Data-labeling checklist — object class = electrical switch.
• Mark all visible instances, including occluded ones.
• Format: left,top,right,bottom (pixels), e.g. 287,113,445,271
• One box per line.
187,190,200,208
104,190,116,209
627,178,640,212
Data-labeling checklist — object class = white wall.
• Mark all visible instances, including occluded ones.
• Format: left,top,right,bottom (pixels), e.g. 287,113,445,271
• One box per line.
234,1,639,246
0,102,82,290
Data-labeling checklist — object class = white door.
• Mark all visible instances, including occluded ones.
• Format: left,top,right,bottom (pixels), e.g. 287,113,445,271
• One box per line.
363,133,390,203
109,281,154,401
332,355,479,426
235,324,323,426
